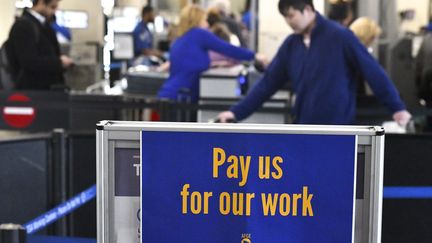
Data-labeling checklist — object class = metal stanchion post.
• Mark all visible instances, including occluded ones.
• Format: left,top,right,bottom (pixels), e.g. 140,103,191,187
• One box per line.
177,88,191,122
158,99,170,121
0,224,26,243
50,129,68,235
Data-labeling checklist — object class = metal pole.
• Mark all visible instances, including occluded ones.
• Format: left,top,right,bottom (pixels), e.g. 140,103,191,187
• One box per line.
51,129,68,235
158,99,171,121
250,0,258,51
0,224,26,243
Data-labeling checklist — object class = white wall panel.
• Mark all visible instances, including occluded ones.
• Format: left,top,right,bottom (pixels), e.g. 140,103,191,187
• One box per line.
60,0,105,44
0,1,16,44
258,0,324,59
397,0,429,34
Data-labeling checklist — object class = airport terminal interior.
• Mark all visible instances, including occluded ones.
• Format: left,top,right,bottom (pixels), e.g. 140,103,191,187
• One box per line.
0,0,432,242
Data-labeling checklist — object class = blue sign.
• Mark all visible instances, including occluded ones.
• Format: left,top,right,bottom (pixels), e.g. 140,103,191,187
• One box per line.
141,131,356,243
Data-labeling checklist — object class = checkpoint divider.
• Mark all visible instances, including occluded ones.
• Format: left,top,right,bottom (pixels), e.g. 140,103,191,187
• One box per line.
0,185,96,243
24,185,96,235
97,121,385,243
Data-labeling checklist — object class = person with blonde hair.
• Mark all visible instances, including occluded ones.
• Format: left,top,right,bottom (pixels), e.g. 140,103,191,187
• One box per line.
349,17,382,95
158,5,266,110
176,4,208,37
349,17,382,47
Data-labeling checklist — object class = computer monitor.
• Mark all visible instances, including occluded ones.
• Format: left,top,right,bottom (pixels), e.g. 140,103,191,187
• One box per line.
55,10,89,29
111,16,138,33
113,33,134,60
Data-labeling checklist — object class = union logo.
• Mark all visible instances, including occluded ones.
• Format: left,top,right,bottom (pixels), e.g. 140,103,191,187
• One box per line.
241,233,251,243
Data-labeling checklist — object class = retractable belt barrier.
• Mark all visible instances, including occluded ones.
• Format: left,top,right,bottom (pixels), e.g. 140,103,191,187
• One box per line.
23,185,96,235
0,184,428,242
383,186,432,199
6,184,427,235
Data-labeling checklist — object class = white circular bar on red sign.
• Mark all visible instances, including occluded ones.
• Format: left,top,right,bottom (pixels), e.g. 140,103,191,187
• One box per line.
2,93,36,128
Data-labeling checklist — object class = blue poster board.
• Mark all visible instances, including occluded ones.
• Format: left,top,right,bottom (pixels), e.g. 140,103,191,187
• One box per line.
140,131,357,243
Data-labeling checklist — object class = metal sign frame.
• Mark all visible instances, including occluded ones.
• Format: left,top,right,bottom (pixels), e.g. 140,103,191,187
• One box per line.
97,121,384,243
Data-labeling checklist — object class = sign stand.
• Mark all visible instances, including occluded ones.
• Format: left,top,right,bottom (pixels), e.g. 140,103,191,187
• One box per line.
97,121,384,243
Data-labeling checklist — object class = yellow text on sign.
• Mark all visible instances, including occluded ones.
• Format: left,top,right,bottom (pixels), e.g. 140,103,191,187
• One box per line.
261,186,314,217
180,184,213,214
213,148,251,187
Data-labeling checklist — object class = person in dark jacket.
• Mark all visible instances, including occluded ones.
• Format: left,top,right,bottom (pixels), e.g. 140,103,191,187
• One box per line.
327,0,354,27
209,0,247,47
7,0,73,90
217,0,411,126
415,24,432,103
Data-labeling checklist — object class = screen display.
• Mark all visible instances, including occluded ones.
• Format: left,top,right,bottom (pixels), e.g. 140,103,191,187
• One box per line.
113,34,134,60
56,10,89,29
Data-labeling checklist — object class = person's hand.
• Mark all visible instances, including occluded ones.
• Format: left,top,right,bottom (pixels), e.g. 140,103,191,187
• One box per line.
255,53,270,68
145,49,164,58
211,60,234,68
60,55,74,68
392,110,412,127
156,61,170,72
216,111,236,123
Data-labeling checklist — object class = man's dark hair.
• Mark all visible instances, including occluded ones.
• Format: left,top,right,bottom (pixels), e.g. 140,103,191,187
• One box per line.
278,0,314,16
32,0,56,5
207,9,222,27
142,5,154,16
243,0,251,14
328,2,351,22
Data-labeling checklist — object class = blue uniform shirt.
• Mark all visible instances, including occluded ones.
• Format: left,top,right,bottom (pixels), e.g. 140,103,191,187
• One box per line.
231,13,406,125
242,11,251,30
158,27,255,102
51,22,71,41
132,21,153,57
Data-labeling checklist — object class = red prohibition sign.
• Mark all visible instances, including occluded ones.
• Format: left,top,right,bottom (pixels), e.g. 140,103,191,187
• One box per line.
2,93,36,128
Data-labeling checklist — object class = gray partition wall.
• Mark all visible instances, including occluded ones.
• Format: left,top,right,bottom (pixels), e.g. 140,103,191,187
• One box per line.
0,134,52,226
97,121,385,243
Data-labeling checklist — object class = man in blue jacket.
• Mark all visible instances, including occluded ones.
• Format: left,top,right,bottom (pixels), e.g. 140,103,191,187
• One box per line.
132,5,162,58
217,0,411,125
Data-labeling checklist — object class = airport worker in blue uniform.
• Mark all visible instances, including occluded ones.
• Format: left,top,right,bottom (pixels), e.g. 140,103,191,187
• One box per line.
158,4,266,103
50,14,72,44
217,0,412,126
132,5,162,58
